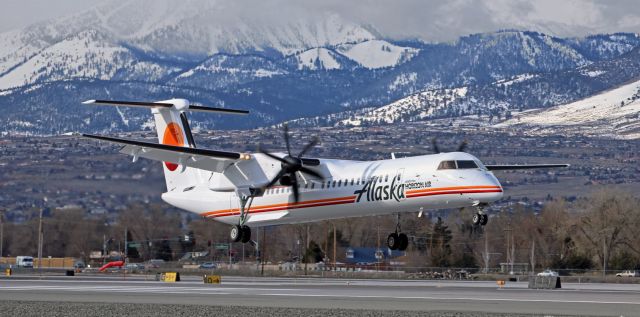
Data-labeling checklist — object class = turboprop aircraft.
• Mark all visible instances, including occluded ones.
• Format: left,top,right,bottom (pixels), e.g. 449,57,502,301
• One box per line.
82,98,568,251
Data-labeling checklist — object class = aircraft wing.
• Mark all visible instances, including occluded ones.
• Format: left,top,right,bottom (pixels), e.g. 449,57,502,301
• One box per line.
485,164,570,171
83,134,250,173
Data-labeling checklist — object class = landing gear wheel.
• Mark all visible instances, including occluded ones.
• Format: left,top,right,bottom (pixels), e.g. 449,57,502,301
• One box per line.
241,225,252,243
480,214,488,226
387,233,399,250
397,233,409,251
230,225,242,242
472,213,481,226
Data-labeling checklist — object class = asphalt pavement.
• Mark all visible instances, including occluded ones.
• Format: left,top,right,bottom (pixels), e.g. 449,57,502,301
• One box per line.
1,275,638,316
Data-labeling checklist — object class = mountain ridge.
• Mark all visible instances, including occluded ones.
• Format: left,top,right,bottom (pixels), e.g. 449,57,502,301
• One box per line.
0,8,639,136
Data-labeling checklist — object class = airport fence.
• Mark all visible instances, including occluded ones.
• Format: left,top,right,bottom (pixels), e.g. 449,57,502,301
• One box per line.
117,261,640,283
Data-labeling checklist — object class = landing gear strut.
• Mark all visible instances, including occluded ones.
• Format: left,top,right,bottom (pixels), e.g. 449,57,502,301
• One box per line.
387,214,409,251
229,192,255,244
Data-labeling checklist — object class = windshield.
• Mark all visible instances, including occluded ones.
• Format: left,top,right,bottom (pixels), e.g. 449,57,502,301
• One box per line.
437,160,479,170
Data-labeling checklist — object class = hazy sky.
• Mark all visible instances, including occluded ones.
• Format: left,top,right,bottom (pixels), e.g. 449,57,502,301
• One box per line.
1,0,639,41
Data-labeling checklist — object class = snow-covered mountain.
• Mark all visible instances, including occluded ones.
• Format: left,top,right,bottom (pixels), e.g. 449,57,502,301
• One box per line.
496,79,640,139
291,44,640,139
0,1,639,136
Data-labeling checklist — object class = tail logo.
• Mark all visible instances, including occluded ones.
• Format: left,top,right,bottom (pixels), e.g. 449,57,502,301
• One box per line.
162,122,185,171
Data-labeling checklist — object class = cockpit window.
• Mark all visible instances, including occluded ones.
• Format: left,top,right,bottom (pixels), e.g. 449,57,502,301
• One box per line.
456,160,478,169
437,160,456,170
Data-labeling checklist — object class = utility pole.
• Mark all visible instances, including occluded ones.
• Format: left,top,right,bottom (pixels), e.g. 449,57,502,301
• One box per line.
304,224,309,275
504,226,514,274
261,227,266,276
0,209,4,259
123,227,127,280
38,197,46,272
333,223,337,270
102,234,106,266
483,230,490,274
124,228,127,261
603,235,607,280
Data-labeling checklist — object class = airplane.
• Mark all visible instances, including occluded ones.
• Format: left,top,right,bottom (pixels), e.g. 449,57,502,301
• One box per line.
82,98,569,251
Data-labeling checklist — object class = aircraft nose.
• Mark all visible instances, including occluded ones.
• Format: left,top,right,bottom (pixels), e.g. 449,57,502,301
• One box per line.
482,172,503,201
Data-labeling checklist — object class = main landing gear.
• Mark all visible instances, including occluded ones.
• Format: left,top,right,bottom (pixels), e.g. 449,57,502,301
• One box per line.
472,205,489,226
229,192,255,244
387,214,409,251
230,224,252,243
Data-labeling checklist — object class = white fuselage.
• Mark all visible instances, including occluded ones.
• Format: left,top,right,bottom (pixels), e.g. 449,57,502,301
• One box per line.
161,151,503,226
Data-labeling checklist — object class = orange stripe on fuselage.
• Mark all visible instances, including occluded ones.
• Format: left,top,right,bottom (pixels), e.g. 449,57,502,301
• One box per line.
204,185,502,219
406,185,501,195
201,195,357,217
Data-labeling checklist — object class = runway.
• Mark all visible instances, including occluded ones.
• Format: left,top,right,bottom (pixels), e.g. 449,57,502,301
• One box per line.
1,275,639,316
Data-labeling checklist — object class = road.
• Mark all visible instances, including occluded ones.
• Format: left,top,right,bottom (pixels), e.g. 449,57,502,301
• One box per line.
1,275,639,316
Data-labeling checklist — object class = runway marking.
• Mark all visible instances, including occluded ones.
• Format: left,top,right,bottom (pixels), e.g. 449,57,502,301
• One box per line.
255,293,640,305
2,285,640,306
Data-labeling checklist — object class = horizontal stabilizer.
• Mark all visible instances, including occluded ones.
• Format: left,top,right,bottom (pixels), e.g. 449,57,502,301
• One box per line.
82,99,249,115
485,164,570,171
83,134,251,173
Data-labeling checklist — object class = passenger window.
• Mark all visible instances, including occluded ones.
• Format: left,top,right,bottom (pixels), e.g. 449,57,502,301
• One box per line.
332,181,336,188
384,175,388,182
311,183,315,189
456,160,478,169
437,161,456,170
321,182,325,189
338,180,342,187
350,179,354,186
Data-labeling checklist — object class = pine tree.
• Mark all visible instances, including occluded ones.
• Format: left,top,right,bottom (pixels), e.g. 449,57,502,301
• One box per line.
429,217,453,267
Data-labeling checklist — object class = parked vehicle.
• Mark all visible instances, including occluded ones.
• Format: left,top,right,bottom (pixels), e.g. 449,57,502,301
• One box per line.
537,269,558,277
199,262,217,269
15,256,34,268
616,270,639,277
125,263,145,272
147,259,166,269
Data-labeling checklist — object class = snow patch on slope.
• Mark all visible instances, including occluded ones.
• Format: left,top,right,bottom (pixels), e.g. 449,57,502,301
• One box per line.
296,48,341,70
340,87,468,126
336,40,419,69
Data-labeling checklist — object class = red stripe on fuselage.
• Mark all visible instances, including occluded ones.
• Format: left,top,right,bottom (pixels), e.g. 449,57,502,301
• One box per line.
205,185,503,219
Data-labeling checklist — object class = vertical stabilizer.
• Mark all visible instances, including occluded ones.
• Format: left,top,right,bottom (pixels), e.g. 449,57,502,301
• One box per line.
151,99,204,191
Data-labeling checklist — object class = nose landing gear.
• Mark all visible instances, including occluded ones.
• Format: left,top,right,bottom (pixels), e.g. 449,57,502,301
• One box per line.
472,205,489,226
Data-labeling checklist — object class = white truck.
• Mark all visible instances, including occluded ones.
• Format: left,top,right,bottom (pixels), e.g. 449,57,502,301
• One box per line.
16,256,34,268
616,270,639,277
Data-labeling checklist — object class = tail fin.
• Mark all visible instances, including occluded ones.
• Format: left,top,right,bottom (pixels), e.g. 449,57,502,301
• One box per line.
82,98,249,191
151,99,203,191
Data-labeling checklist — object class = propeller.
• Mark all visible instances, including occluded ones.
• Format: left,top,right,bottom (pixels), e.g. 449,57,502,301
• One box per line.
259,124,323,203
431,138,468,154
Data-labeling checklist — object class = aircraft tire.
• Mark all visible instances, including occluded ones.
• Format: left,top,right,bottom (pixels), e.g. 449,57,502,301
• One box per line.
230,225,243,242
472,214,481,225
241,225,252,243
480,214,488,226
398,233,408,251
387,233,399,250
